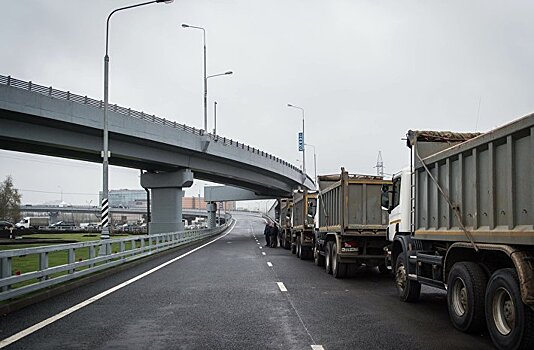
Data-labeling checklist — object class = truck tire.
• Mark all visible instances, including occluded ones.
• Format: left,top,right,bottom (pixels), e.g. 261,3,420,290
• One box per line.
291,242,296,254
325,241,333,274
447,262,488,333
314,244,325,267
395,253,421,302
485,268,534,350
296,240,302,258
332,242,348,279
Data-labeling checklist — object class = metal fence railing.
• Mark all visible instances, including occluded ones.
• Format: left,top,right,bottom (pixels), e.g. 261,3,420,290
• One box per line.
0,220,233,302
0,74,301,173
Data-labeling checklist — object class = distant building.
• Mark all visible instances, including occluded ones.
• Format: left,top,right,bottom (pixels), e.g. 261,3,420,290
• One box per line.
100,189,146,208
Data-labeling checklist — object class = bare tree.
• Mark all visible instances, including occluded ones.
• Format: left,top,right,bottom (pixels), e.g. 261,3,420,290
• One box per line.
0,175,21,223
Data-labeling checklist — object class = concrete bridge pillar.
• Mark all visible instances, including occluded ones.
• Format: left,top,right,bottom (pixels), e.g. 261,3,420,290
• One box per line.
141,169,193,234
207,202,217,228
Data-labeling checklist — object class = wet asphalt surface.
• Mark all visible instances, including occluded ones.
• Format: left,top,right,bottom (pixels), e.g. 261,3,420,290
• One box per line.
0,213,494,349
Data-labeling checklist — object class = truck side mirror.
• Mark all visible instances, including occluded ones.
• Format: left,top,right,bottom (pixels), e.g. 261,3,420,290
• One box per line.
381,185,390,211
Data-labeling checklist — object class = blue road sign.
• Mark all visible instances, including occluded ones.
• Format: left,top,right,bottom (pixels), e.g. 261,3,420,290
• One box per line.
298,132,303,151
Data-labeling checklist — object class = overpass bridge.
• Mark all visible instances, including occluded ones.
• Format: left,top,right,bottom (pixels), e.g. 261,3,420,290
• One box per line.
0,75,314,232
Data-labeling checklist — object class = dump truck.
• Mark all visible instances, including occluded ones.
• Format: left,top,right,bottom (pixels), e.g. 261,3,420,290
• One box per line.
278,198,293,250
384,114,534,350
315,169,391,278
291,189,318,259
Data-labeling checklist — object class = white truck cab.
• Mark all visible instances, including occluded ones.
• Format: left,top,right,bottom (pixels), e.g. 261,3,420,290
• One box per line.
384,168,412,242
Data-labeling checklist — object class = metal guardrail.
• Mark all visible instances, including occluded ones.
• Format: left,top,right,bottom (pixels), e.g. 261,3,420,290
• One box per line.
0,220,234,301
0,74,300,172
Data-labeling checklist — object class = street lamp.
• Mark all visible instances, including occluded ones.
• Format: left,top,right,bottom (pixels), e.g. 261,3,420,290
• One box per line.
181,23,207,132
213,101,217,135
182,23,232,133
305,143,317,188
101,0,173,239
207,71,232,134
287,103,306,181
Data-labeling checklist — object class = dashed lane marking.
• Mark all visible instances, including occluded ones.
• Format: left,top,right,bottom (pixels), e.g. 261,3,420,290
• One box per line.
276,282,288,292
259,246,263,249
267,262,273,267
311,346,325,350
262,252,266,256
0,222,237,348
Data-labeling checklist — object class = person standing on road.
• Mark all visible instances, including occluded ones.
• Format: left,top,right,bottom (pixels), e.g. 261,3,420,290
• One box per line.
263,221,271,246
270,222,279,248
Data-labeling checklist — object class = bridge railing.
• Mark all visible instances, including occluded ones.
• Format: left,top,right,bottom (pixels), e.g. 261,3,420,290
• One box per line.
0,74,301,173
0,219,234,302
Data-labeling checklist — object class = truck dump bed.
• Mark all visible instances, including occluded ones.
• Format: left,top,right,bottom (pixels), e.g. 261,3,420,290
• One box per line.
409,113,534,245
318,169,390,234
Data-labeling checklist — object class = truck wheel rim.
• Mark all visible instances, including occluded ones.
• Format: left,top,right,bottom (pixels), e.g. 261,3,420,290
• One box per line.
492,287,515,335
451,278,468,317
396,264,407,291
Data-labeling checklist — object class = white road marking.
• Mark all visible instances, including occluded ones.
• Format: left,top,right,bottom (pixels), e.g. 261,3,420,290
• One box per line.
276,282,288,292
267,262,273,267
0,222,236,349
259,246,262,249
262,252,266,256
256,242,260,245
311,346,325,350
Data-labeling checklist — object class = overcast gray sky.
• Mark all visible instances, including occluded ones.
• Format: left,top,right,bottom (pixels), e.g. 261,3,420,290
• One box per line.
1,0,533,207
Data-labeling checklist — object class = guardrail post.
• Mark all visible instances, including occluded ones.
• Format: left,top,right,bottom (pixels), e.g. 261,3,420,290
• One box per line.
155,236,160,251
68,248,75,274
39,252,49,281
120,241,125,260
140,237,145,253
89,245,96,268
130,238,136,257
7,76,11,86
0,257,12,292
28,81,32,91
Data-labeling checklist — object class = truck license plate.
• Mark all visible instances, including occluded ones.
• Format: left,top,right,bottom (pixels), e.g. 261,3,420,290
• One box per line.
341,247,358,252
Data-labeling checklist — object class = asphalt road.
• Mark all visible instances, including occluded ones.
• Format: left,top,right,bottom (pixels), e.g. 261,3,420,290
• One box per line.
0,213,494,349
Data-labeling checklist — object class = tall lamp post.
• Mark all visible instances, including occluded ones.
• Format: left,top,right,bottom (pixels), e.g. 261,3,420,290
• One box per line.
287,104,306,181
213,101,217,134
305,143,317,188
182,23,232,133
101,0,173,239
207,71,232,134
181,23,207,132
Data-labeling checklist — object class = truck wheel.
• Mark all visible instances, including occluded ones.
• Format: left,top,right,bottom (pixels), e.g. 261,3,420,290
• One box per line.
395,254,420,302
332,242,347,278
314,244,325,267
291,242,296,254
485,268,534,350
296,240,302,258
325,241,333,274
447,262,488,333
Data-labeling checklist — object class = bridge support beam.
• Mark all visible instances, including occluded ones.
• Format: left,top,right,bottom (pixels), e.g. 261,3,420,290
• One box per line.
207,202,217,228
141,169,193,234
